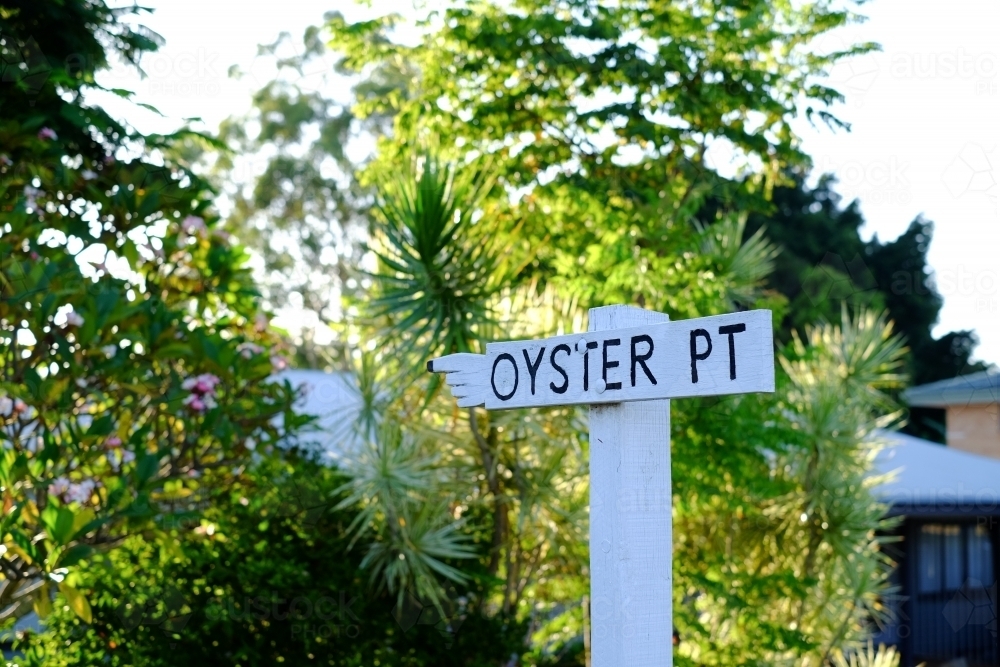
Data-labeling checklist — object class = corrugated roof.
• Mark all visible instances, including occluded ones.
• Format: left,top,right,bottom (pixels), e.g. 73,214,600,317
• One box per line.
902,369,999,407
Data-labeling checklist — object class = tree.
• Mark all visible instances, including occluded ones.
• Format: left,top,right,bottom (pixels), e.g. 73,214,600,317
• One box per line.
195,0,902,662
336,150,903,665
741,173,988,440
1,0,300,627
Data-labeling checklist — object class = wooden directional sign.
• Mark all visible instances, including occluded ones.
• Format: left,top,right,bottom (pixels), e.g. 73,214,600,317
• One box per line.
429,306,775,667
428,309,774,409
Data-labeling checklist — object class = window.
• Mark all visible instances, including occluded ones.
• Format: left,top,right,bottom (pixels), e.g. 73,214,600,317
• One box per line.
916,523,994,596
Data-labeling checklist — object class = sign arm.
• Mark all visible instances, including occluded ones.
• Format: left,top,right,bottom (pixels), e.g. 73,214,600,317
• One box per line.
427,352,489,407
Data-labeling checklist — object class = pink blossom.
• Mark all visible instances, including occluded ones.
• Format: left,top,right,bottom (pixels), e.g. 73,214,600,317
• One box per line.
104,435,123,449
181,215,207,236
49,477,71,498
107,448,135,471
237,342,264,359
182,373,221,394
0,154,12,167
65,480,96,504
187,469,201,479
37,127,57,141
271,355,288,372
183,394,206,412
13,399,27,415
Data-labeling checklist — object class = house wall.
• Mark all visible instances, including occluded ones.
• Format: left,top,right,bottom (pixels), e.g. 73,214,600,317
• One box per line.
946,403,1000,458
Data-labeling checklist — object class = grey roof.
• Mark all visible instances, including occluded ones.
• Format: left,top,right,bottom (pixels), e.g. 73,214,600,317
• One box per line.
902,369,1000,407
271,369,364,463
874,431,1000,509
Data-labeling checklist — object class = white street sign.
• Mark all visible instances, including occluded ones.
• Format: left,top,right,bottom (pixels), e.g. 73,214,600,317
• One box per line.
428,309,774,409
428,306,776,667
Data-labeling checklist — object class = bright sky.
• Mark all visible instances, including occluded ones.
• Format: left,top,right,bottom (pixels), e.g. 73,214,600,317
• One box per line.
98,0,1000,369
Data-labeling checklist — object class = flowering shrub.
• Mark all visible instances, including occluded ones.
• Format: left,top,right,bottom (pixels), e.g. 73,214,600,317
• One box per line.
0,3,305,625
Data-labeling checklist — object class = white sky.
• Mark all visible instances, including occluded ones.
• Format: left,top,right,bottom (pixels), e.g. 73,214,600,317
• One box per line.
97,0,999,368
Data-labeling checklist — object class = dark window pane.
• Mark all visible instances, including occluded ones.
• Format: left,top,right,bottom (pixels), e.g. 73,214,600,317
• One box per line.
944,524,963,591
967,524,994,584
919,524,943,594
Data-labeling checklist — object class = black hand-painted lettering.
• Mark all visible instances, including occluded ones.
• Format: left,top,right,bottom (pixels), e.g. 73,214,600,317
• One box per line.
602,339,622,390
583,341,599,391
491,353,519,401
522,347,546,395
690,329,712,383
549,344,570,394
718,323,747,380
630,334,657,386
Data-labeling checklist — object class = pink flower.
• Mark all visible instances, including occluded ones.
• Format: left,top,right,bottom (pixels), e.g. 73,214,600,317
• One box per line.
65,480,96,504
107,448,135,471
37,127,57,141
271,355,288,372
182,373,221,394
49,477,71,498
104,435,123,449
181,215,207,236
0,154,12,167
183,395,206,412
187,469,201,479
237,342,264,359
13,399,27,415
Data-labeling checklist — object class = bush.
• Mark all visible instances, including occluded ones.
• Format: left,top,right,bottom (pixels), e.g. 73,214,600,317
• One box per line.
12,455,526,666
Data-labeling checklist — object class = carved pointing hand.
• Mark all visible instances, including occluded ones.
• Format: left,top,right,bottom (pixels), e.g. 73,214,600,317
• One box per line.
427,353,489,407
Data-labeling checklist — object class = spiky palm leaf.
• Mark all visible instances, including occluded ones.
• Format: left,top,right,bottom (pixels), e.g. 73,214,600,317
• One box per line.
365,153,503,363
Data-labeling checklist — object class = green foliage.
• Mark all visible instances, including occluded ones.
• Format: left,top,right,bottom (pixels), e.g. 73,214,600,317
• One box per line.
366,154,504,360
741,173,989,440
10,456,526,666
0,0,301,627
6,0,919,664
340,150,906,665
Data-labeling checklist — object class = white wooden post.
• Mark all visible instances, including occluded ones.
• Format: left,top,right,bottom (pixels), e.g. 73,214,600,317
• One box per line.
588,305,672,667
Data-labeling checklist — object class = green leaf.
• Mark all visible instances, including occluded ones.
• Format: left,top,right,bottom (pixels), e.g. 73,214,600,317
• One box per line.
33,585,53,619
57,544,95,568
135,453,160,486
59,582,93,623
41,505,76,546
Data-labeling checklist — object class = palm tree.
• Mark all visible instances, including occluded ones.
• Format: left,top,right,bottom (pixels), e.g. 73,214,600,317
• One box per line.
338,149,906,666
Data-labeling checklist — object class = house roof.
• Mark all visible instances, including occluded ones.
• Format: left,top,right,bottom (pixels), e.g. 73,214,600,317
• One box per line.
902,369,1000,407
271,369,364,462
272,369,1000,513
874,430,1000,511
